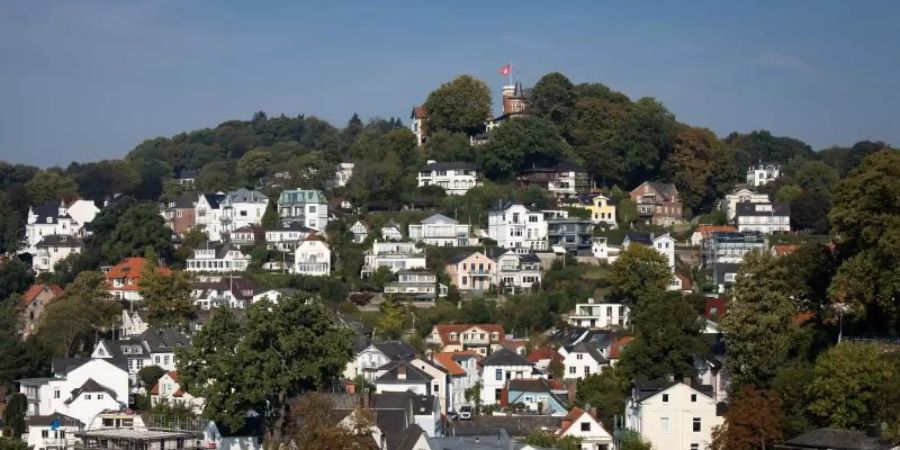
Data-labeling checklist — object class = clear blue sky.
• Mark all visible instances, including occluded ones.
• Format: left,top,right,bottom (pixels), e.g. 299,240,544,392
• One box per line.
2,1,898,167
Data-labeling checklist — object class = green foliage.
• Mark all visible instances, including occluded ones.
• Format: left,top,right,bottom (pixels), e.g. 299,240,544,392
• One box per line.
237,148,273,184
423,130,473,163
423,75,492,136
138,366,167,390
377,297,409,340
36,272,121,357
140,250,196,327
828,150,900,333
369,266,395,291
0,437,28,450
0,193,24,254
3,393,27,438
608,245,671,307
724,130,815,169
619,430,653,450
0,258,34,299
772,364,816,437
150,398,197,423
529,72,577,130
464,381,483,413
806,342,900,429
662,126,736,215
70,160,140,200
26,171,78,205
522,430,582,450
479,116,572,180
616,198,638,227
261,199,280,229
101,202,174,263
575,366,630,429
178,296,353,432
721,252,797,389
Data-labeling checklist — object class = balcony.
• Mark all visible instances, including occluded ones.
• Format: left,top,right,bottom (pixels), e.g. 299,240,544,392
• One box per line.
295,263,329,273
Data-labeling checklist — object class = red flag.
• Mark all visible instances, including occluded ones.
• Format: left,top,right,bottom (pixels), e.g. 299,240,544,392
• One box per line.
499,64,511,76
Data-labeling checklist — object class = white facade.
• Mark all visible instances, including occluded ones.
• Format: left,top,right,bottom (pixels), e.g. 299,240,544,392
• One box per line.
480,350,538,407
350,220,369,244
195,190,268,242
334,162,354,188
625,382,723,450
186,244,251,273
264,224,313,251
746,163,781,187
32,236,83,273
567,300,629,329
18,358,128,427
623,233,676,271
722,188,769,221
735,202,791,235
66,199,100,228
292,238,331,276
24,414,82,450
384,271,448,300
495,251,542,294
488,203,548,251
24,202,79,255
558,409,614,450
408,214,471,247
277,189,328,231
562,346,607,381
380,222,403,241
591,237,621,264
150,372,204,414
417,161,482,196
120,310,148,337
361,241,427,276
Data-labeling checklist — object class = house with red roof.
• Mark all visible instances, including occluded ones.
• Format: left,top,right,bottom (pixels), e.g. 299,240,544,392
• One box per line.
18,284,63,339
690,225,738,246
526,347,564,372
771,244,799,257
150,371,204,414
105,257,171,302
557,407,614,449
431,351,480,413
426,324,505,355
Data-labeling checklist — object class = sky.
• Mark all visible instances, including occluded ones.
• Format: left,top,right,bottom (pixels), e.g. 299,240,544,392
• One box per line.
1,1,899,167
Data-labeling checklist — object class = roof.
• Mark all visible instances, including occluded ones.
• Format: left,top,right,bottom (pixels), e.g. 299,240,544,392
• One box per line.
105,257,171,286
396,423,426,450
714,263,742,283
608,336,634,359
421,161,478,172
526,347,562,364
52,357,90,376
277,189,327,205
735,201,791,217
507,378,558,394
21,284,63,307
772,244,799,256
558,407,594,435
192,277,258,300
696,225,738,237
482,348,532,367
676,273,693,290
266,222,315,233
433,324,504,344
65,379,118,405
36,234,84,248
704,298,728,320
201,193,227,209
633,380,715,403
138,328,191,353
25,412,83,428
432,352,476,376
411,106,426,119
420,213,458,225
374,409,408,450
624,232,653,246
31,201,69,223
376,360,434,384
169,192,197,209
781,428,896,450
372,341,418,361
566,341,608,364
227,188,268,203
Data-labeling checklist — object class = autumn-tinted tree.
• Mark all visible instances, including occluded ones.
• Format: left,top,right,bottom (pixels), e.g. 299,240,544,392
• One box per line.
479,116,572,180
662,126,728,214
806,342,900,429
423,75,492,136
711,386,784,450
721,252,797,389
286,393,377,450
377,296,409,340
828,150,900,333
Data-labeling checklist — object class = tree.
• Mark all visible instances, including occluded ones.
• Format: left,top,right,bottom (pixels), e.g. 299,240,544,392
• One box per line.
608,245,671,307
711,386,784,450
423,75,492,136
612,97,677,187
806,342,900,429
465,381,483,413
479,116,572,180
237,148,273,185
827,150,900,333
529,72,577,130
619,290,707,381
522,430,582,450
197,161,236,192
548,358,564,380
724,130,815,168
721,252,797,389
73,160,140,200
26,171,78,205
36,272,120,357
101,202,174,263
138,366,167,390
616,198,638,227
661,126,721,214
3,393,27,438
0,193,23,254
772,364,816,437
422,130,473,163
377,296,409,340
132,158,174,200
261,200,280,229
618,430,653,450
575,367,630,429
287,393,377,450
0,258,34,299
140,249,195,327
0,438,28,450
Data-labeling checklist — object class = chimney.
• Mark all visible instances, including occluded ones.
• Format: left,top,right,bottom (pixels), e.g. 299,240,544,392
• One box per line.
397,365,407,380
683,376,692,386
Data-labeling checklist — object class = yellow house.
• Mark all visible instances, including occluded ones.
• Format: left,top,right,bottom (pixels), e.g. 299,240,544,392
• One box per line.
576,194,617,228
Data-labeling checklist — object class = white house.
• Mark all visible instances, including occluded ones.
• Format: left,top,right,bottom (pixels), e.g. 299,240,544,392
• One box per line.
250,288,302,306
623,232,675,271
624,381,725,450
65,199,100,229
18,357,128,427
488,202,548,252
380,220,404,241
408,213,471,247
557,407,614,450
32,235,83,273
384,271,447,300
192,276,259,310
333,162,354,188
203,417,263,450
186,243,251,273
221,188,269,235
24,201,79,255
721,187,769,221
432,352,480,414
277,189,328,231
561,342,608,381
410,358,452,414
417,161,482,196
735,202,791,234
120,310,149,337
591,237,621,264
343,341,418,382
746,163,781,187
567,298,629,329
24,412,83,450
361,241,426,277
194,193,228,242
494,250,542,294
350,220,369,244
264,222,313,251
479,348,538,407
292,235,331,276
150,371,204,414
374,361,435,396
92,328,191,386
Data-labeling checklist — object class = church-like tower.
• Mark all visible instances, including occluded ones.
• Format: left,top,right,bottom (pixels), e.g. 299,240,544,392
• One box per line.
501,77,527,116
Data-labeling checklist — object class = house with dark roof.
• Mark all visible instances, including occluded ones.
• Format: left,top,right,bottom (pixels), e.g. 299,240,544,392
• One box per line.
191,275,259,309
517,160,591,199
417,161,482,196
713,262,741,294
735,201,791,234
623,380,725,450
505,378,569,415
630,181,684,226
480,348,538,407
91,328,191,387
24,412,82,450
344,341,419,382
32,234,84,274
161,192,198,237
24,200,81,255
560,341,609,380
185,242,250,273
17,357,128,428
374,361,435,397
277,189,328,231
18,284,62,339
204,415,263,450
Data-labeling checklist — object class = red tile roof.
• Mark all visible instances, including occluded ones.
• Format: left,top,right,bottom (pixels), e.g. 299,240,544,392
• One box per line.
433,324,505,345
558,407,597,435
20,284,62,307
526,347,563,364
432,352,468,376
412,106,427,119
608,336,634,360
704,298,727,321
696,225,738,239
106,257,172,291
772,244,799,257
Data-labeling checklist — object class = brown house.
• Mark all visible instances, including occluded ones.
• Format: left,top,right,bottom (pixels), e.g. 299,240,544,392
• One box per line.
630,181,684,226
19,284,63,339
162,192,197,236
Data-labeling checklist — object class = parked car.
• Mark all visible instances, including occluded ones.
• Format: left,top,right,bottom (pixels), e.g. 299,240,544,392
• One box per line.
459,405,472,421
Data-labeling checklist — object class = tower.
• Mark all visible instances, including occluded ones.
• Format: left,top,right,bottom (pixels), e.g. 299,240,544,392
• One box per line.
502,76,527,116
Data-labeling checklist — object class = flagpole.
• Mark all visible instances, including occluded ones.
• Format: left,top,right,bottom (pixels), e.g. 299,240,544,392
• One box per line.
508,62,513,86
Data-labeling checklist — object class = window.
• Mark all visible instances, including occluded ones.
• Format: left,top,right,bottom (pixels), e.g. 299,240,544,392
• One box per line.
660,417,669,433
576,353,583,360
85,394,92,400
495,369,503,380
691,394,697,402
584,366,590,375
434,384,439,392
581,422,590,432
97,394,104,400
54,390,60,399
42,430,49,438
662,394,669,402
569,366,576,374
693,417,701,432
691,445,699,450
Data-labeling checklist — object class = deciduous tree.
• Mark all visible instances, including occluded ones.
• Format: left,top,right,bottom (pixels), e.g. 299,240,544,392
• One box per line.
479,116,572,180
711,386,784,450
36,272,120,357
608,244,671,307
26,171,78,205
101,202,174,263
140,250,195,328
423,75,492,136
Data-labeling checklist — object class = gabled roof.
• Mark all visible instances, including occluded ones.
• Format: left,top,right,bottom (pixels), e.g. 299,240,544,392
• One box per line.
624,232,653,246
526,347,563,364
376,360,433,384
633,380,715,403
192,277,258,300
772,244,799,256
36,234,84,248
138,328,191,353
168,192,197,209
65,378,118,404
482,348,531,367
200,193,227,209
565,341,608,364
557,407,599,436
21,284,63,307
106,257,171,284
432,352,476,376
397,423,426,450
433,324,504,344
421,213,458,225
25,412,83,428
782,428,896,450
31,201,69,223
411,106,427,119
52,357,90,376
608,336,634,359
372,341,418,361
227,188,268,203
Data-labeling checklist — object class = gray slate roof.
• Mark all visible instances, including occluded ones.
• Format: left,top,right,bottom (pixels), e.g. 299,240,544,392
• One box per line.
32,201,69,223
227,188,268,203
421,161,478,171
735,201,791,217
781,428,896,450
376,361,433,384
372,341,418,361
421,213,458,225
36,234,84,248
65,378,118,405
482,348,532,367
25,412,83,427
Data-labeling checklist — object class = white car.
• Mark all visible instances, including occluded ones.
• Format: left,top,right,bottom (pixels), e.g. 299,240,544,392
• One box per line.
459,405,472,421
